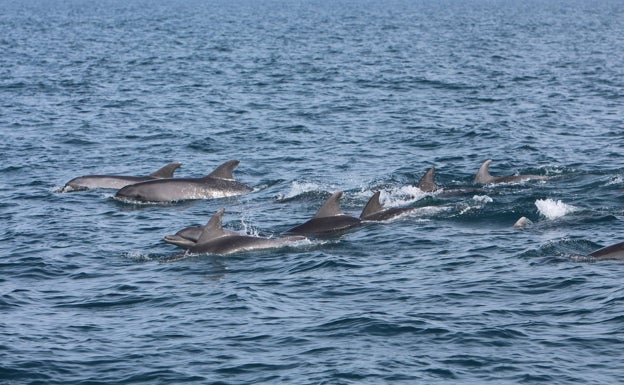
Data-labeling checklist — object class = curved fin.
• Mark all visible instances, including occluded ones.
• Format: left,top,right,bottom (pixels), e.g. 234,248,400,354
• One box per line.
150,162,182,178
360,191,384,219
314,191,345,218
417,167,438,192
197,209,227,244
473,159,494,184
206,160,240,180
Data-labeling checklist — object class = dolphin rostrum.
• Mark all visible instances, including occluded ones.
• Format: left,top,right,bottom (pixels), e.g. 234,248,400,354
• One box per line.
588,241,624,260
473,159,550,185
165,209,305,255
283,191,361,238
59,162,182,192
360,191,418,222
163,225,205,248
114,160,253,203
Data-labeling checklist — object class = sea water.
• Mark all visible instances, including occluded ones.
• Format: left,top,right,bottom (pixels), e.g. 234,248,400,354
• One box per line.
1,0,624,384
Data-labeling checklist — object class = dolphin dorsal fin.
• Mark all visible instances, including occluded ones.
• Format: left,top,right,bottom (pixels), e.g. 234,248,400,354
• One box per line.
197,209,227,243
150,162,182,178
417,167,438,192
314,191,345,218
206,160,240,180
360,191,384,219
474,159,494,184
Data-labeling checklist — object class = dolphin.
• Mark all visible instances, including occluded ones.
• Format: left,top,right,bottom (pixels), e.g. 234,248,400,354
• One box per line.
360,191,418,221
166,209,305,255
163,225,205,248
59,162,182,192
417,167,484,197
283,191,361,238
417,167,439,192
114,160,253,203
588,241,624,260
473,159,550,185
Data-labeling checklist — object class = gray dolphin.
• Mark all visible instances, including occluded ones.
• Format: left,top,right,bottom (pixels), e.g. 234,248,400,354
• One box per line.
284,191,361,238
418,167,484,196
166,209,305,255
588,241,624,260
360,191,418,221
114,160,253,203
59,162,182,192
473,159,550,185
417,167,439,192
163,225,205,248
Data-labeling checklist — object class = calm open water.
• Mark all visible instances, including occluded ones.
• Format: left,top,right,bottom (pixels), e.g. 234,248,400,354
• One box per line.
1,0,624,384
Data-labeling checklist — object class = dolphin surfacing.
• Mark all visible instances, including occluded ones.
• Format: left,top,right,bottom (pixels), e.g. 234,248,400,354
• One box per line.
360,191,418,222
473,159,550,185
115,160,253,203
417,167,484,197
60,162,182,192
284,191,361,238
165,209,305,255
589,241,624,260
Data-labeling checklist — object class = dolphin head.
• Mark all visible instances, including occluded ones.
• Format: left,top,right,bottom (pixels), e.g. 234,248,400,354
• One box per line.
163,234,197,249
115,183,151,202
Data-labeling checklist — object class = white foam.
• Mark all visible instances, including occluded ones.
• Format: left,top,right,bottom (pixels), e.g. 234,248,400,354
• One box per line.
279,181,322,200
535,198,578,220
123,250,154,261
607,176,623,186
472,195,493,203
376,185,428,207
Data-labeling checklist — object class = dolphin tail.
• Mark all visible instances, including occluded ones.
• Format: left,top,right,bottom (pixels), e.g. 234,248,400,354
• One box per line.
360,191,384,219
417,167,438,192
150,162,182,178
196,209,227,243
473,159,494,184
206,160,240,181
313,191,345,218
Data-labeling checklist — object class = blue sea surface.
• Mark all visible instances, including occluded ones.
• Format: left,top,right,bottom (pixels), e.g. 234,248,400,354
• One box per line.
1,0,624,383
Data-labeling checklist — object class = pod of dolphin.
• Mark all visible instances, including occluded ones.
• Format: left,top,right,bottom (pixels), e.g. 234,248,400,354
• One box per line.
59,159,624,260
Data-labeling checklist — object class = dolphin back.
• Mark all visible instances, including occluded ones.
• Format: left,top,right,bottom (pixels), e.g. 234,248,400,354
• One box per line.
206,160,240,181
589,241,624,260
360,191,384,219
150,162,182,178
417,167,438,192
314,191,345,218
473,160,494,184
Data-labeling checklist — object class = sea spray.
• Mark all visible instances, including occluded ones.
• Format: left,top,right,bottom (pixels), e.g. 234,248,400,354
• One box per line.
535,198,578,220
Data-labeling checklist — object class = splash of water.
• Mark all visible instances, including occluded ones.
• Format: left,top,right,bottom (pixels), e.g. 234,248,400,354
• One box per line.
535,198,578,220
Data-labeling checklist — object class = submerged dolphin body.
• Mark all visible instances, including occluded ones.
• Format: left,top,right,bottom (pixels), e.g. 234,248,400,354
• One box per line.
60,162,182,192
284,191,361,238
115,160,253,203
473,159,550,185
589,241,624,260
166,209,305,255
360,191,418,222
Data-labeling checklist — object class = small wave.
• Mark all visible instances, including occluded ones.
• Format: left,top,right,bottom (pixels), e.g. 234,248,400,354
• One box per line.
472,195,493,203
123,250,155,262
277,181,323,201
373,185,428,207
535,199,578,220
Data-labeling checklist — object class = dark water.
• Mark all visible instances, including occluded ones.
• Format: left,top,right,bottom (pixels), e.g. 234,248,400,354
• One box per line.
2,0,624,383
